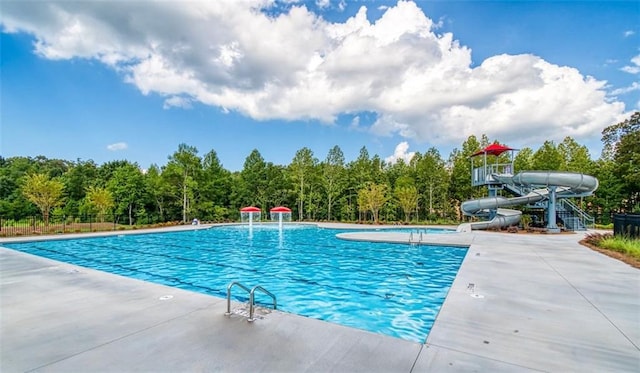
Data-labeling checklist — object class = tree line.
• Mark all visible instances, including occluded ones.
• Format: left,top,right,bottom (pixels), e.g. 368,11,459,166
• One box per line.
2,112,638,226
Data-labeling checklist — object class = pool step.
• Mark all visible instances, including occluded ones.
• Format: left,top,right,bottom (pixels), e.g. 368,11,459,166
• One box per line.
224,281,277,322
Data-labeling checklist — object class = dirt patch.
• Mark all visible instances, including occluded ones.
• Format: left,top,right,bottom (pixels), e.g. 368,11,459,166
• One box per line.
579,239,640,269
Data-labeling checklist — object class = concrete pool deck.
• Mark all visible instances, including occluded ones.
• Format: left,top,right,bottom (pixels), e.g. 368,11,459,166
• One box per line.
1,225,638,372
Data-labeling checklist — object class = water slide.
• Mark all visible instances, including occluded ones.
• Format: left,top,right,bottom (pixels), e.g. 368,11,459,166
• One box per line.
460,171,599,231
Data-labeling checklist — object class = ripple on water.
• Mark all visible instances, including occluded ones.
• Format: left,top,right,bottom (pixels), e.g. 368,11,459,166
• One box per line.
4,225,466,343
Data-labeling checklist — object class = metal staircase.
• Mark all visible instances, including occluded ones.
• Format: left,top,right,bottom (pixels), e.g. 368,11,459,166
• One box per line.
557,199,594,230
501,179,594,231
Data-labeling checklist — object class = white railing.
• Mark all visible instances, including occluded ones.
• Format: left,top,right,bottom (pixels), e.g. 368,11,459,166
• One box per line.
472,163,513,186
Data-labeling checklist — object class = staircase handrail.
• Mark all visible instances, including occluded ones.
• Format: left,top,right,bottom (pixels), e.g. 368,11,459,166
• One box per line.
558,199,595,228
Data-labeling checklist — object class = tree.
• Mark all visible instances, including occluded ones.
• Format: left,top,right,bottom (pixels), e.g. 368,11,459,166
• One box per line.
357,183,389,224
386,158,412,192
33,156,70,178
395,185,418,223
263,163,291,211
145,164,170,221
514,147,533,172
98,160,132,184
601,111,639,160
289,147,317,221
348,146,374,221
558,136,594,173
322,145,346,221
0,157,39,219
236,149,268,211
448,135,482,210
601,112,640,211
85,186,114,221
107,162,145,225
198,149,232,221
62,159,99,216
21,173,64,226
591,159,624,223
166,144,201,223
415,148,448,219
350,146,373,188
531,140,564,170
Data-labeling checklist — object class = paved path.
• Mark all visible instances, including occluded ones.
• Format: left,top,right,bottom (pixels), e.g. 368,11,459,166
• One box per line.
1,225,638,372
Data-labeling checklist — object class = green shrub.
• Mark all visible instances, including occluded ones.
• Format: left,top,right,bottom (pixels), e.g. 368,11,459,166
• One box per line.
595,223,613,229
601,236,640,259
584,232,640,260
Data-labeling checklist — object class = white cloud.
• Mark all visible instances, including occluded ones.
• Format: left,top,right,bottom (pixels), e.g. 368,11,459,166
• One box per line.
621,55,640,74
1,0,629,152
316,0,331,9
106,142,128,151
163,96,193,110
624,30,635,37
350,115,360,126
609,82,640,96
385,141,415,164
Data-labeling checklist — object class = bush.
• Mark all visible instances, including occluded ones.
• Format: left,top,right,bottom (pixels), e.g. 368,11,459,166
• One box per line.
583,232,611,246
584,232,640,260
595,223,614,230
601,236,640,260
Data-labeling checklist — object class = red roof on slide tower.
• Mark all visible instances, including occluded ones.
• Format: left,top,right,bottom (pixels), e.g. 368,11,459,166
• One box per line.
471,144,514,157
270,206,291,213
240,206,261,212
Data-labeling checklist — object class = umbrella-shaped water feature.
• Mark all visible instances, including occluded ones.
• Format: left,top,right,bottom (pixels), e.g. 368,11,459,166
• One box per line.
270,206,291,234
240,206,261,236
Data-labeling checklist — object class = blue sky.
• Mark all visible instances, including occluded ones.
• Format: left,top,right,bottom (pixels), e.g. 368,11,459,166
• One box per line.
1,0,638,171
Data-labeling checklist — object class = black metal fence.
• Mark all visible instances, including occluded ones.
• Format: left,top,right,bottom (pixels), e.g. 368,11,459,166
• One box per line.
613,214,640,238
0,214,172,237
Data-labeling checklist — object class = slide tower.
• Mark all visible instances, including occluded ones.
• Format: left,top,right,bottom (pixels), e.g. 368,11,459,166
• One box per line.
461,144,598,233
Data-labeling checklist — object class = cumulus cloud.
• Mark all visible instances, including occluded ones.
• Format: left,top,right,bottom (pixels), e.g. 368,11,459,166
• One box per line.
385,141,415,164
1,0,628,151
106,142,128,151
624,30,635,37
621,55,640,74
163,96,193,110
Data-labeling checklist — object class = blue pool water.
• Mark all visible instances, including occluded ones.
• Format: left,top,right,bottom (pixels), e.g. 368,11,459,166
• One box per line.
3,225,467,342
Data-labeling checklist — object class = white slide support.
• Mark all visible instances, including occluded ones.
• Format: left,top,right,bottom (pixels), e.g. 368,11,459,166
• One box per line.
461,171,598,230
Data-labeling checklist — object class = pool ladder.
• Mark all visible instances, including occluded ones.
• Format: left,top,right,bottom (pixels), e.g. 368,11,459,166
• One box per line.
409,230,424,244
224,281,277,322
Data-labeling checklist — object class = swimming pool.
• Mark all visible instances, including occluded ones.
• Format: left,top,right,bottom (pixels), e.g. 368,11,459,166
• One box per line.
2,225,467,342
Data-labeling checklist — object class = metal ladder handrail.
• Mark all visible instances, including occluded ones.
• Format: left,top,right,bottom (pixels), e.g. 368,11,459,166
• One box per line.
562,199,594,224
225,281,251,316
249,285,277,322
409,230,425,244
224,281,277,322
